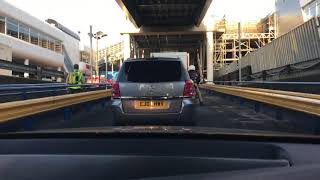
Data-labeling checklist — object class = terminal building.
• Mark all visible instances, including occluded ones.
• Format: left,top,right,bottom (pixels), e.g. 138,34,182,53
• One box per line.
0,0,82,81
275,0,320,36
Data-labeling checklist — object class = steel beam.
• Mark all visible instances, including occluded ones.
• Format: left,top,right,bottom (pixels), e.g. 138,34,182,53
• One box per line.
115,0,142,28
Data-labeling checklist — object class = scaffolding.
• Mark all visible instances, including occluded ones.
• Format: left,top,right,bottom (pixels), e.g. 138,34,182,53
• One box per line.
214,14,276,69
97,42,124,63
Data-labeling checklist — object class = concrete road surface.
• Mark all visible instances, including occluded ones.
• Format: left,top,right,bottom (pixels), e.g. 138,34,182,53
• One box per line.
1,92,310,134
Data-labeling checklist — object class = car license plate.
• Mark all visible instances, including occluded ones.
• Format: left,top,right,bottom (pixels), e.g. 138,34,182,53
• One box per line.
134,100,169,110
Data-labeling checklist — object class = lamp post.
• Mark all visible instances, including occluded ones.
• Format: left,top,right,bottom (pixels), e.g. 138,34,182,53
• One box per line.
105,50,108,82
87,26,94,75
108,55,115,75
93,31,107,76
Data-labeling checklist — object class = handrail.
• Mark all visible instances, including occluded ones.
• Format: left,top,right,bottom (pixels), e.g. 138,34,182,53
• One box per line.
221,86,320,100
208,81,320,85
0,84,90,91
200,84,320,117
0,83,109,91
0,83,66,87
0,90,112,123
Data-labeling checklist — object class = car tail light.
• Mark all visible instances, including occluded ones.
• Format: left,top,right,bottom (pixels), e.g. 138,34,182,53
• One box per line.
112,82,121,98
183,80,194,97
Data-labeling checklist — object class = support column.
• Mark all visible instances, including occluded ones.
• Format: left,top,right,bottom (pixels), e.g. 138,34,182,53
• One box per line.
24,59,29,78
200,44,203,66
120,59,123,67
111,63,114,74
123,34,130,60
0,43,12,76
206,32,214,83
105,50,108,79
199,43,204,82
4,17,7,35
202,40,206,75
57,67,62,82
133,40,137,58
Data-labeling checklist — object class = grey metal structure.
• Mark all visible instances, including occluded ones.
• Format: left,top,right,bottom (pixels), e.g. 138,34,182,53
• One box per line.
131,32,205,52
218,17,320,77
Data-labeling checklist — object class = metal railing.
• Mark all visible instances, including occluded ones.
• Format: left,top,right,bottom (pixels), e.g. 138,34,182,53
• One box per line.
0,59,65,79
200,84,320,117
0,89,112,123
208,81,320,94
211,81,320,86
0,83,111,103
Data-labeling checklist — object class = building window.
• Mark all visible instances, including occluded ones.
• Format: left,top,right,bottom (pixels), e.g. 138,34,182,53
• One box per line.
48,36,55,51
50,41,55,51
18,23,30,42
304,0,320,19
309,3,317,17
2,16,62,54
317,1,320,16
7,18,18,38
0,16,5,34
39,34,48,48
55,40,62,53
30,29,39,45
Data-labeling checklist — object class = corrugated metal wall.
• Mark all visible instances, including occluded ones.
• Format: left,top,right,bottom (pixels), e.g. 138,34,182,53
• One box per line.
218,17,320,76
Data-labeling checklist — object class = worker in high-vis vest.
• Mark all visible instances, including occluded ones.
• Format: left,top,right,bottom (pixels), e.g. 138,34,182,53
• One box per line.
66,64,85,94
188,65,204,105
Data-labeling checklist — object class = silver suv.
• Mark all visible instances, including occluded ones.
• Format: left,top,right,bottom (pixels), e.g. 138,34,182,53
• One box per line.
111,58,196,126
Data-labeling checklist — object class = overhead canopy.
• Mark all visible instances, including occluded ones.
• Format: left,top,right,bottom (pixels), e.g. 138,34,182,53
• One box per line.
130,32,205,51
116,0,213,28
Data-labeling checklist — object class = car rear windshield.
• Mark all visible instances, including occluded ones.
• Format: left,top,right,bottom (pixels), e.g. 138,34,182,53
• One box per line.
118,60,186,83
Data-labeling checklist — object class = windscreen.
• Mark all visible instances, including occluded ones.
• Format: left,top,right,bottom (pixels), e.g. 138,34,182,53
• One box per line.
118,61,184,83
2,0,319,139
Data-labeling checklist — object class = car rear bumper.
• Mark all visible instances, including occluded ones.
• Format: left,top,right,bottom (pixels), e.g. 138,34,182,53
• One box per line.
111,98,195,125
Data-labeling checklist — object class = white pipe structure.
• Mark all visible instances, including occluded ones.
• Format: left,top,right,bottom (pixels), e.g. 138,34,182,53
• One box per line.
238,22,242,82
105,50,108,80
123,34,131,60
206,32,214,83
89,25,93,75
24,59,29,78
57,67,62,82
